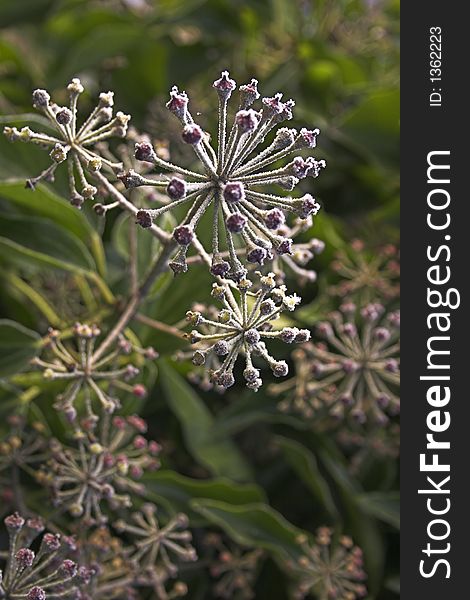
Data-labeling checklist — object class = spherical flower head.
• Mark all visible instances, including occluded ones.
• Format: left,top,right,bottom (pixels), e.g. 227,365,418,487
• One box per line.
182,123,203,145
167,177,187,200
223,181,245,203
213,71,236,99
235,109,259,134
173,225,194,246
226,212,247,233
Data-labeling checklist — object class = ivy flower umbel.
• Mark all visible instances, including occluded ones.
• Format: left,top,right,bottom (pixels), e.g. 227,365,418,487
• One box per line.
0,512,81,600
185,272,310,390
272,303,400,423
39,414,160,525
289,529,367,600
3,78,129,207
32,324,156,426
122,71,325,278
114,504,196,598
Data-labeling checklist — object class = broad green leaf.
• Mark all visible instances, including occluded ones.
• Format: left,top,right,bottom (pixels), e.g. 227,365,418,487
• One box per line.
144,470,265,524
0,181,106,277
159,361,252,481
275,435,339,519
357,492,400,529
192,499,306,561
0,319,40,377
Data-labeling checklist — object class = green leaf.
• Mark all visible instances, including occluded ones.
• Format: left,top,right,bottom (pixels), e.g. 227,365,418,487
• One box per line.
357,492,400,529
159,361,252,481
191,499,306,561
0,181,106,277
0,319,40,376
275,435,339,519
144,470,265,525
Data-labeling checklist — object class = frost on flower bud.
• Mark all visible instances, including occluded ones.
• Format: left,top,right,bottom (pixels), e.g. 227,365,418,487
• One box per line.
288,156,315,179
56,107,72,125
244,329,260,345
32,89,50,107
215,371,235,388
27,587,46,600
280,327,298,343
214,341,230,356
262,93,285,117
87,157,102,172
173,225,194,246
166,86,189,120
223,181,245,203
5,512,25,531
213,71,236,99
295,194,321,219
226,212,247,233
192,350,206,366
247,245,268,265
82,185,97,199
167,177,187,200
295,127,320,149
136,209,153,229
272,127,297,150
272,361,289,377
60,559,78,579
210,258,230,277
264,208,285,230
239,78,260,108
41,532,61,552
276,238,293,255
15,547,35,567
235,109,259,134
243,367,260,383
182,123,203,145
260,298,276,315
98,91,114,108
295,329,311,343
135,141,157,162
50,143,68,163
67,78,84,95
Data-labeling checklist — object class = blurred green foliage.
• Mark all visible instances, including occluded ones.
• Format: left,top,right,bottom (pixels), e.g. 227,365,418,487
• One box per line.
0,1,399,598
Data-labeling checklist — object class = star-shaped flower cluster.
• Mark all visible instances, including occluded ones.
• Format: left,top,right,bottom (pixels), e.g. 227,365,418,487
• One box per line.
3,78,129,207
120,71,325,278
185,272,310,390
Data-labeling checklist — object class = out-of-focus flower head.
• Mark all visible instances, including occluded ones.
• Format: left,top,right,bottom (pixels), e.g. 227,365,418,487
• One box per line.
4,79,130,207
184,272,310,390
120,71,325,277
271,303,400,424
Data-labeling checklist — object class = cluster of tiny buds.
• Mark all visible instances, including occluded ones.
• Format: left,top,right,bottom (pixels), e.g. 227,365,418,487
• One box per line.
1,513,83,599
122,70,325,278
185,272,309,390
4,79,130,207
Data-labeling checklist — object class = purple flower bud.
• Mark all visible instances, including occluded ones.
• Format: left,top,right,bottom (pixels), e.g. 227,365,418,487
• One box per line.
264,208,285,230
235,109,259,134
260,299,276,315
182,124,203,145
239,79,260,108
223,182,245,203
56,107,72,125
377,393,390,408
135,141,156,162
342,359,359,374
278,176,299,191
361,303,384,321
295,329,311,343
262,93,284,117
276,238,293,255
42,532,61,552
5,512,25,531
136,210,153,229
15,547,35,567
213,71,236,99
60,559,78,579
288,157,315,179
296,194,321,218
216,371,235,388
317,322,333,338
26,517,45,534
166,86,188,120
243,367,260,382
226,212,247,233
342,323,357,337
214,341,230,356
280,327,297,343
77,566,94,585
272,127,296,150
272,361,289,377
247,246,268,265
244,329,260,345
173,225,194,246
32,89,50,107
211,259,230,277
311,238,325,254
385,359,399,373
167,177,187,200
374,327,391,342
297,127,319,149
27,587,46,600
351,409,366,424
339,393,354,407
70,193,84,208
127,415,147,432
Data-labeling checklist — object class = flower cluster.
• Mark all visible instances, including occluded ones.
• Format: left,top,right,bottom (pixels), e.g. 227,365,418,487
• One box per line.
185,272,310,390
290,528,367,600
204,533,263,600
120,71,325,278
272,303,400,424
329,240,400,303
38,414,160,524
114,504,196,598
0,512,82,600
32,324,156,425
3,78,129,207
